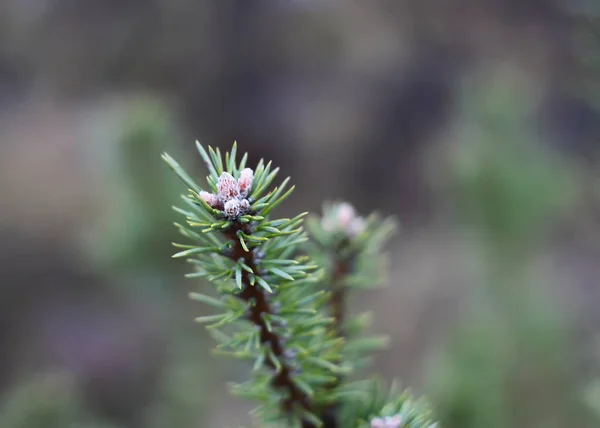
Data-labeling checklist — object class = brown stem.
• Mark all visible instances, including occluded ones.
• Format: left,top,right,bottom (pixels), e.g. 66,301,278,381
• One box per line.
330,259,351,338
225,222,317,428
318,253,355,428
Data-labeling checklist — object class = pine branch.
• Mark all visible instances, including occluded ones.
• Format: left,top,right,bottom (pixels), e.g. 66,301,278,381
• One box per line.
163,142,438,428
163,142,345,427
317,241,355,428
222,220,315,425
304,202,401,426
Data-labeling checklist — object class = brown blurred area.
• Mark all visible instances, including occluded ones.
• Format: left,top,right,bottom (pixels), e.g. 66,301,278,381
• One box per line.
1,0,600,427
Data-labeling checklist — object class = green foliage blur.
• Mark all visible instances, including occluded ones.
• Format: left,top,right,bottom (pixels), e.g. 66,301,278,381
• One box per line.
0,373,116,428
0,98,213,427
425,71,598,428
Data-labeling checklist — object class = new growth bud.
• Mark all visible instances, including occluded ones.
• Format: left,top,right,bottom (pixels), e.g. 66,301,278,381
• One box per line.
199,190,220,208
238,168,254,198
224,199,241,218
321,202,366,237
200,169,254,220
239,199,250,212
217,172,240,202
348,216,365,237
336,202,355,229
371,415,403,428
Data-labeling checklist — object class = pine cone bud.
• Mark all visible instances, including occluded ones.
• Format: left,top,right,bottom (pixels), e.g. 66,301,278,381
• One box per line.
238,168,254,198
199,191,219,208
239,198,251,213
336,202,356,229
224,199,241,218
217,172,240,202
371,415,403,428
321,202,365,237
348,216,365,237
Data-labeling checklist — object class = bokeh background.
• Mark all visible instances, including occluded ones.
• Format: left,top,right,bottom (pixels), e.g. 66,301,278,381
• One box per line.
1,1,600,427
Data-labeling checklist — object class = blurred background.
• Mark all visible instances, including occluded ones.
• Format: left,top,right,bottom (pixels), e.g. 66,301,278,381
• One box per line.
1,0,600,427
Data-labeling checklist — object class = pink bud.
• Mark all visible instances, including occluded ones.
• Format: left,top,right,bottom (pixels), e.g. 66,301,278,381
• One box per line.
224,199,241,218
199,191,219,208
387,415,402,427
321,202,365,236
238,168,254,198
370,415,402,428
336,202,356,229
217,172,240,202
348,217,365,237
371,418,386,428
239,198,251,212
